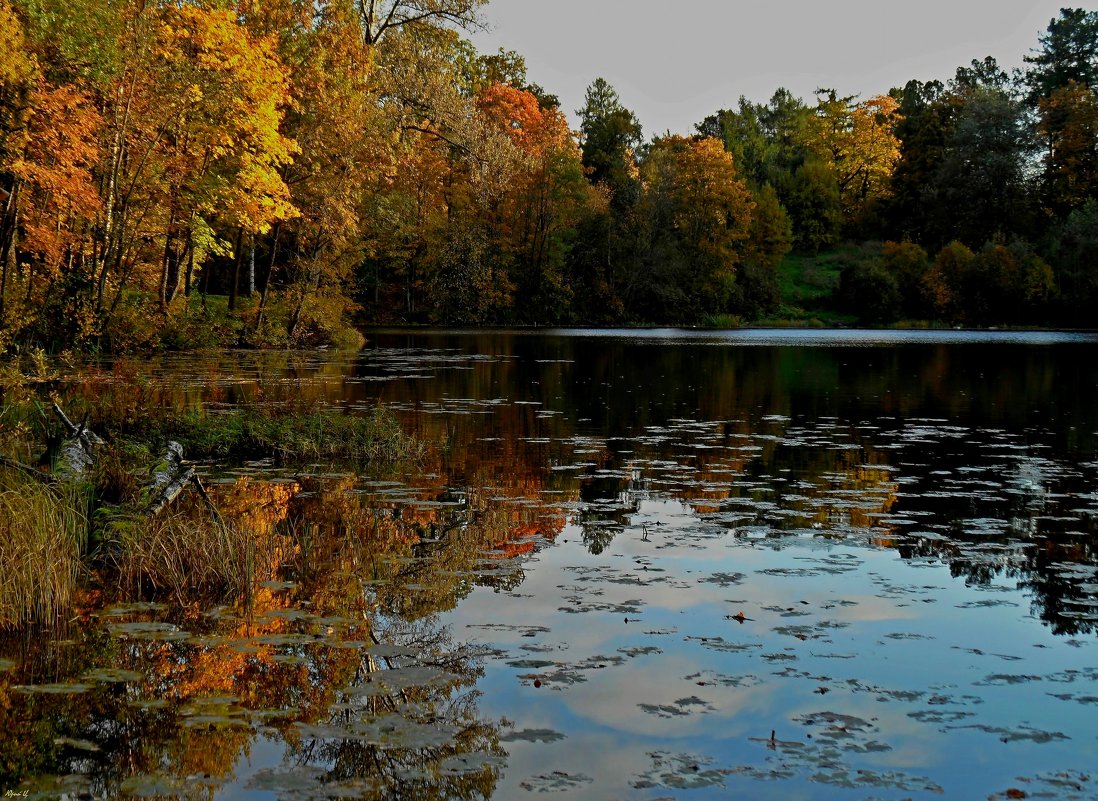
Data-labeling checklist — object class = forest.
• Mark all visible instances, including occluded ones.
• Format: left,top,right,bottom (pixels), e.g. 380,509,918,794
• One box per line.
2,0,1098,351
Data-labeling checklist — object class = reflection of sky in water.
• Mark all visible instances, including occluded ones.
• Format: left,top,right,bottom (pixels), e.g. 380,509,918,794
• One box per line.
450,503,1098,799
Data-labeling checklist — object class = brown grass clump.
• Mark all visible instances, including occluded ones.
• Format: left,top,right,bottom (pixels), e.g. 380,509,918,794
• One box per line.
111,509,285,605
0,475,88,628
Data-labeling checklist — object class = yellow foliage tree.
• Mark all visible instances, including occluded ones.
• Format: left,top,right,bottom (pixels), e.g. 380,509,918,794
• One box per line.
807,91,902,225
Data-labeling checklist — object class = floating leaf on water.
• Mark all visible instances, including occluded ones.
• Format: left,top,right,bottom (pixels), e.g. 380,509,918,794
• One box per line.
83,667,142,684
120,774,187,797
359,665,459,692
975,674,1044,686
52,736,101,752
255,632,316,647
182,714,250,729
519,771,594,792
501,728,566,743
323,639,369,650
639,696,716,718
108,621,190,641
947,723,1069,743
98,602,167,617
226,640,264,654
908,709,975,724
15,682,95,695
506,659,557,669
369,643,420,659
438,752,505,776
261,608,316,623
685,636,763,654
296,714,458,749
618,646,663,658
633,751,731,791
699,572,746,586
250,763,327,790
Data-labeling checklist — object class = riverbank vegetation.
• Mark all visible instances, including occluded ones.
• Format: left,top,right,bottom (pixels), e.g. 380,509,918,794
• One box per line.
1,1,1097,345
0,356,425,628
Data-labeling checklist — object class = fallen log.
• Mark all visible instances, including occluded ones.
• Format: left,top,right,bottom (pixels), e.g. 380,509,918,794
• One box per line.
52,402,104,480
0,453,57,485
145,440,222,523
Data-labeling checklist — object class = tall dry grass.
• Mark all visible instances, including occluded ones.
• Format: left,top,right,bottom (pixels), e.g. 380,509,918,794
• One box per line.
0,476,88,628
111,511,285,605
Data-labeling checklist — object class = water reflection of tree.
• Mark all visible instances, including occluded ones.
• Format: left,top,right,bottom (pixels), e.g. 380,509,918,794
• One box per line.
0,470,527,797
284,616,500,800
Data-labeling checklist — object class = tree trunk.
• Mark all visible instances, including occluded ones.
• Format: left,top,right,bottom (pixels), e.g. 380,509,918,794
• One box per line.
254,221,281,335
0,180,19,327
228,226,244,311
248,234,255,296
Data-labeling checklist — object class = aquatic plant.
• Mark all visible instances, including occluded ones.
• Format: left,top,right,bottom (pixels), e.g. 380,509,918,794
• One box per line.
159,405,424,465
108,508,283,604
0,473,89,628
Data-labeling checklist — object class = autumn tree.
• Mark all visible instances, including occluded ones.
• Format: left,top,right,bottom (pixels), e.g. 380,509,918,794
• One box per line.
150,4,298,313
355,0,486,46
364,23,521,323
0,0,37,332
476,82,596,322
4,81,101,344
805,89,902,231
1038,80,1098,215
241,0,379,346
630,135,754,320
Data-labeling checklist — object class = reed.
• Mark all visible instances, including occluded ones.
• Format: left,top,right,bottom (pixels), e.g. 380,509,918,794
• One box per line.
0,474,89,628
110,510,282,604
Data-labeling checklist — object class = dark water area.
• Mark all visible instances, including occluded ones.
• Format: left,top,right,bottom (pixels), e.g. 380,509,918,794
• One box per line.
4,329,1098,800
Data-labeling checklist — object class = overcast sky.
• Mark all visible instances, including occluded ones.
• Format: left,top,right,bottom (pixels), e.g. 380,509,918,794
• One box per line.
469,0,1071,136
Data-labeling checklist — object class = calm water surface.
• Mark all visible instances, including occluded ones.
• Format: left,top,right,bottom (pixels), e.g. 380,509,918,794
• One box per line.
5,329,1098,800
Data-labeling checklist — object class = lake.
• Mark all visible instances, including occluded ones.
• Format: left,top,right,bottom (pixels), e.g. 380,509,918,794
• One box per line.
4,329,1098,800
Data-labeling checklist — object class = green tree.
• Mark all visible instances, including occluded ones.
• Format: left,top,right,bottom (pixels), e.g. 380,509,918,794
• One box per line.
837,259,901,324
885,79,952,244
577,78,642,203
1046,199,1098,321
880,240,930,318
780,156,842,251
932,85,1034,247
736,183,791,316
1025,8,1098,100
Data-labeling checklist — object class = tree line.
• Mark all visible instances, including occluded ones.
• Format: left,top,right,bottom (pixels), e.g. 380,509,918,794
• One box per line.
1,1,1096,351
